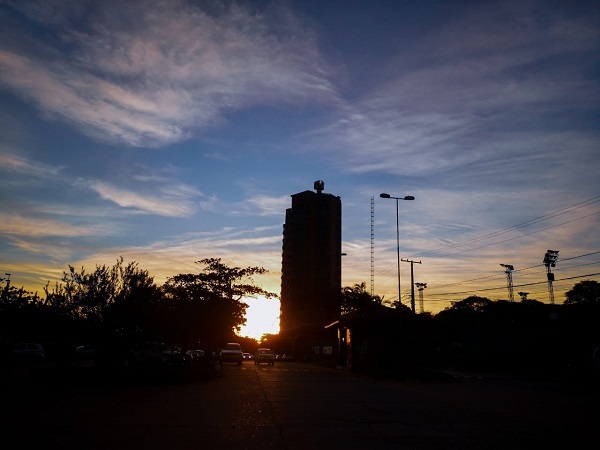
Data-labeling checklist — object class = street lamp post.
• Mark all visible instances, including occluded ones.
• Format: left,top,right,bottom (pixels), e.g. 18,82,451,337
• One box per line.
379,193,415,307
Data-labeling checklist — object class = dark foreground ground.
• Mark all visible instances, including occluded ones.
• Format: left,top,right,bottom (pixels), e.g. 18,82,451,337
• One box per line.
1,361,598,450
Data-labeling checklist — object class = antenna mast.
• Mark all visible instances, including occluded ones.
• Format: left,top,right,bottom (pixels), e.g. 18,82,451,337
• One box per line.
370,196,375,296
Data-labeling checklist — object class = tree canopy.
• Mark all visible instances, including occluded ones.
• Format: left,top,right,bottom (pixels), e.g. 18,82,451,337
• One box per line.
341,282,382,313
162,258,277,347
564,280,600,305
0,257,277,353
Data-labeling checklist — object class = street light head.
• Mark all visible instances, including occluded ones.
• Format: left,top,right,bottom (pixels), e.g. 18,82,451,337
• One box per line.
403,196,415,200
380,193,391,199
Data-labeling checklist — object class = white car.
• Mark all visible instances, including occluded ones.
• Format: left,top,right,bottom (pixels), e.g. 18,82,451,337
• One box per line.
254,348,275,365
219,343,243,365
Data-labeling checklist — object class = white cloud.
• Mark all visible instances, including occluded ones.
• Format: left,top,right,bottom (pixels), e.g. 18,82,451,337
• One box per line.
0,213,114,238
0,152,64,179
302,1,599,192
0,0,338,147
242,195,291,216
88,180,201,217
66,225,285,294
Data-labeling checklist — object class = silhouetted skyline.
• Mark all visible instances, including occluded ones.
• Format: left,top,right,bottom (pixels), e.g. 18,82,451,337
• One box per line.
1,1,598,337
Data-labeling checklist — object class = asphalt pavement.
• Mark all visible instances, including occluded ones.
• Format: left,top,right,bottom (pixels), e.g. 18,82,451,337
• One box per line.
1,361,597,449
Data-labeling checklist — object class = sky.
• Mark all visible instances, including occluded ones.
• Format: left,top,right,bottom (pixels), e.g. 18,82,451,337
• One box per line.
1,0,599,339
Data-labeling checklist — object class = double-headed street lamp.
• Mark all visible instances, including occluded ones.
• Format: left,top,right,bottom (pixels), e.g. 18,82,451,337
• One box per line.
380,193,415,307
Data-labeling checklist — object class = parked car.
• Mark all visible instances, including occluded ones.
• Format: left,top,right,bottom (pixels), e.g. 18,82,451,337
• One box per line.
162,345,188,366
74,344,98,357
131,342,185,366
254,348,275,365
219,343,243,365
185,349,205,361
13,343,45,363
72,344,99,367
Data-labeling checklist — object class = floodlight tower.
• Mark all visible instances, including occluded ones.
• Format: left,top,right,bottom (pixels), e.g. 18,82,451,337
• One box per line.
543,250,559,304
415,282,427,313
500,264,515,302
518,291,529,301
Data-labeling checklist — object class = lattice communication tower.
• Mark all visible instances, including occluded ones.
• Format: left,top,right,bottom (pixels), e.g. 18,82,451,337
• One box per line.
370,196,375,296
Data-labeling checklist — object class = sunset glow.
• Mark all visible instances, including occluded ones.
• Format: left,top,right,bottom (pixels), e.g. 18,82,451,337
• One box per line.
237,296,281,341
0,1,598,334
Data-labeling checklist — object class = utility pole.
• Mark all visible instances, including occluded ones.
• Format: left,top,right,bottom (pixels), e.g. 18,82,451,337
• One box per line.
518,291,529,301
401,258,421,313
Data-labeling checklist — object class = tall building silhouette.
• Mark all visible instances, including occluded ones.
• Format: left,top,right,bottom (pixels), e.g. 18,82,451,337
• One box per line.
280,181,342,334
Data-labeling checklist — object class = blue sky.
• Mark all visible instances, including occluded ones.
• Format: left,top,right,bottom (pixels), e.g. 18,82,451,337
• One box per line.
1,0,599,337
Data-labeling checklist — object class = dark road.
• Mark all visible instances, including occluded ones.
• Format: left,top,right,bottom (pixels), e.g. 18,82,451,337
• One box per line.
2,361,597,449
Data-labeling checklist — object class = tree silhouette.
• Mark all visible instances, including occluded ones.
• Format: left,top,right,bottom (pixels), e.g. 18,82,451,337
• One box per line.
564,280,600,305
162,258,277,348
341,282,382,313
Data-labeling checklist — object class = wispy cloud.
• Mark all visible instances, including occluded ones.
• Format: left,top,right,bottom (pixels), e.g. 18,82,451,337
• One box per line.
68,225,285,293
242,195,291,216
0,152,64,179
204,152,230,162
0,0,338,147
88,180,201,217
0,213,114,238
305,1,599,189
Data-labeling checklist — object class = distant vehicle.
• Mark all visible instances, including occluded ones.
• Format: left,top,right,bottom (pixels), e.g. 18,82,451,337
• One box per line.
219,343,243,365
185,349,205,362
74,345,98,356
254,348,275,365
243,352,253,360
131,342,186,366
72,345,99,367
13,343,45,363
162,346,187,366
131,342,167,365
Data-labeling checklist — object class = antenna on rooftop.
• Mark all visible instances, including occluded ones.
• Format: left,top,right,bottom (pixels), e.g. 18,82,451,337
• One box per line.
314,180,324,194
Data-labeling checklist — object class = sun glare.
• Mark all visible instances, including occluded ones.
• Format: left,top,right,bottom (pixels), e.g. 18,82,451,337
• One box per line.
237,296,280,341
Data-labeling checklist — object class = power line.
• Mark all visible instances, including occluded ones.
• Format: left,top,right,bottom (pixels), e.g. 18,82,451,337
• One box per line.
427,251,600,291
414,195,600,259
374,195,600,303
420,211,600,260
425,272,600,298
